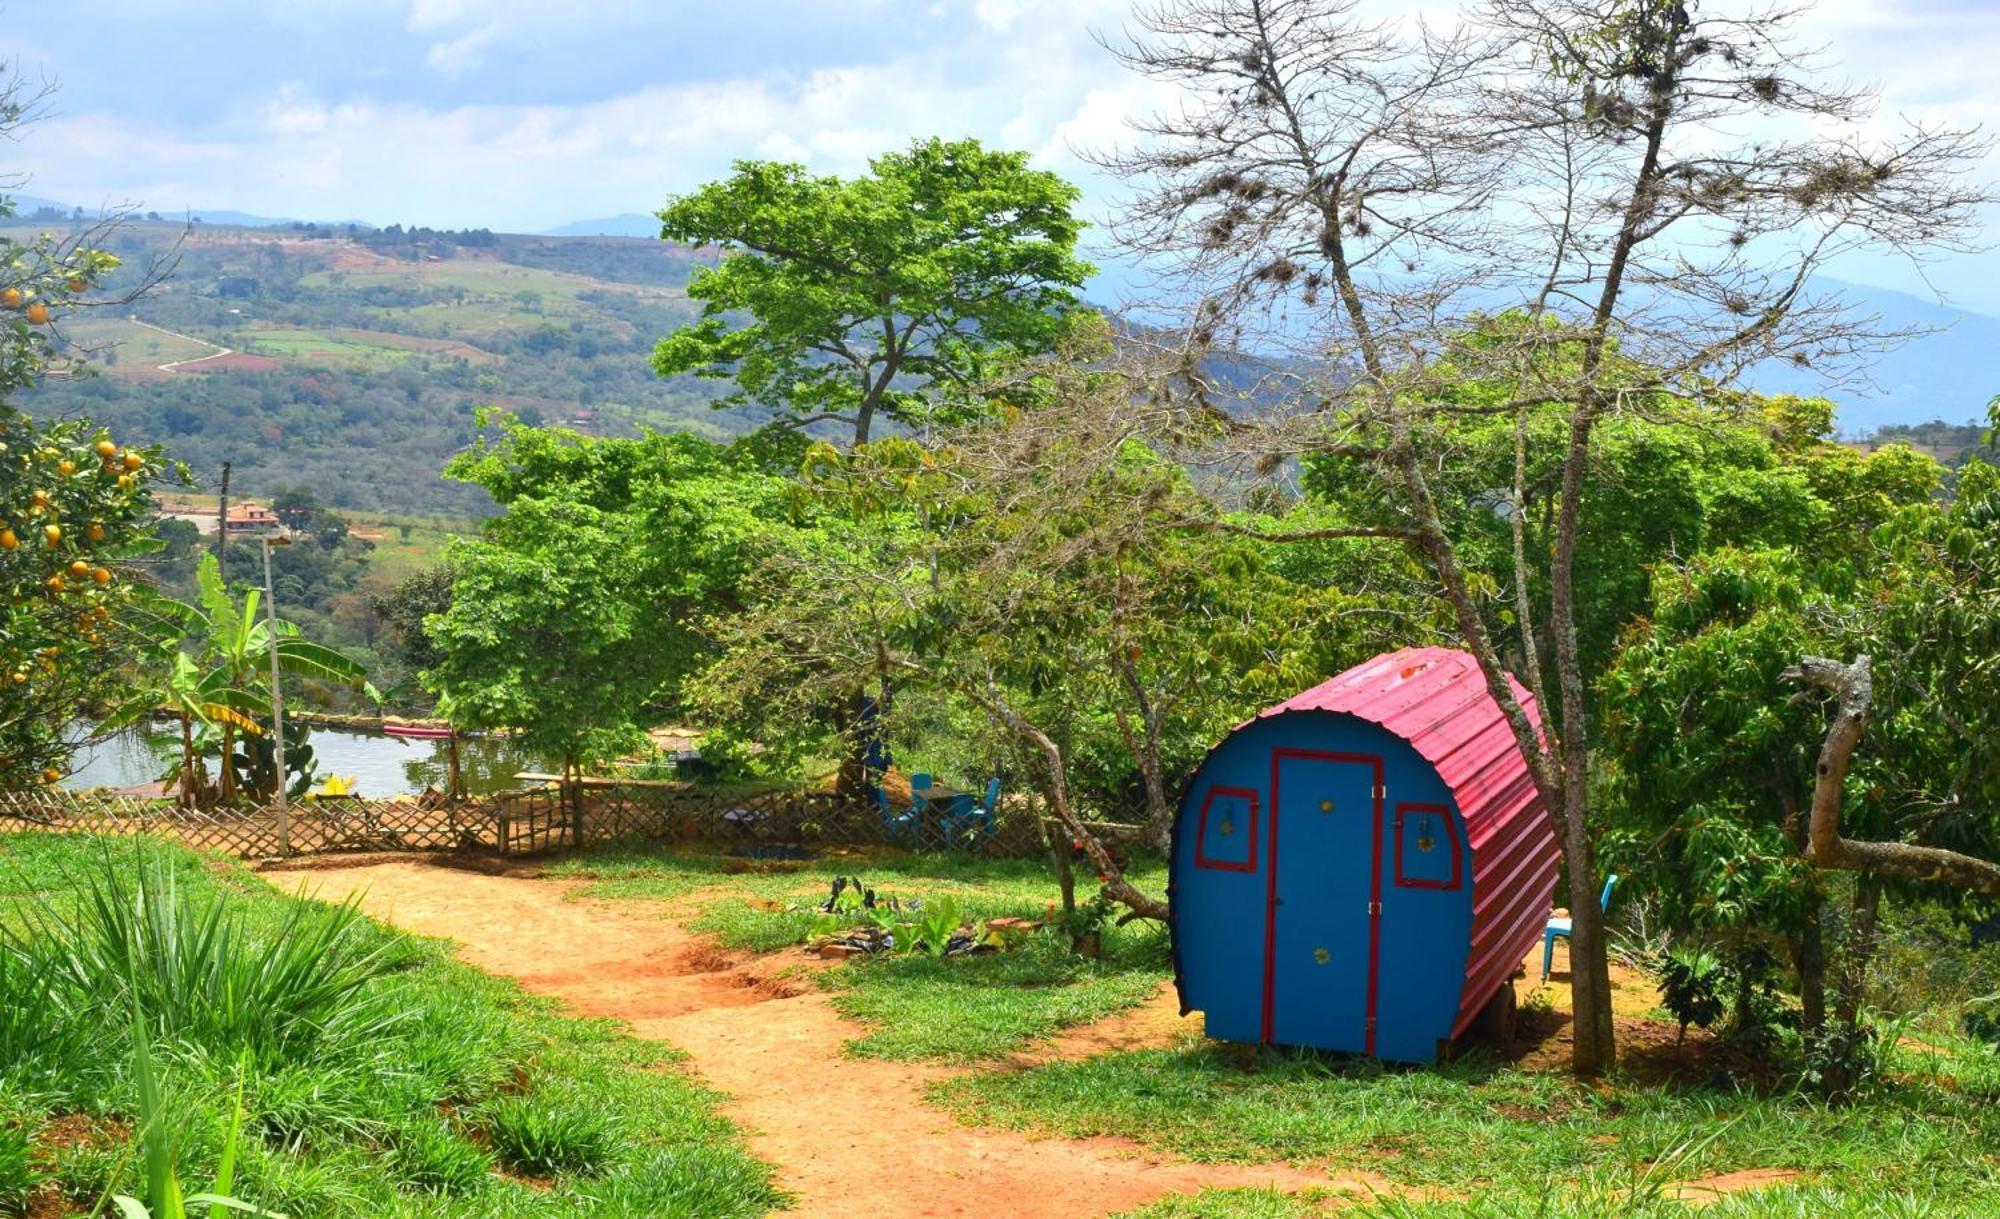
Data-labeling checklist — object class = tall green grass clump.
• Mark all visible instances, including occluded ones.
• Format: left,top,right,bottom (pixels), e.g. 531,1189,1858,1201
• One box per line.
5,848,402,1069
481,1095,613,1177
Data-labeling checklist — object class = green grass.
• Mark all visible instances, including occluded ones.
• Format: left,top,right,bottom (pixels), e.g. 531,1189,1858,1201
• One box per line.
939,1039,2000,1215
0,834,785,1218
553,845,1174,1062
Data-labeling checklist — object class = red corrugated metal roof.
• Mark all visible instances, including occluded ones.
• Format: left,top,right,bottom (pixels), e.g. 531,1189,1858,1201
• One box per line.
1255,646,1559,1037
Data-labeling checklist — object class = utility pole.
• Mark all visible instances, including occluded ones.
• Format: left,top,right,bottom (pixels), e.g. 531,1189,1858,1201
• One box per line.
216,461,231,582
260,531,293,855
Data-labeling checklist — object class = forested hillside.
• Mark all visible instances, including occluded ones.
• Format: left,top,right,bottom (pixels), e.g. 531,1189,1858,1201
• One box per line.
10,219,766,516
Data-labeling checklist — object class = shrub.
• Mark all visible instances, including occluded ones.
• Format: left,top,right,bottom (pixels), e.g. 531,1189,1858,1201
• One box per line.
481,1095,612,1177
388,1118,493,1195
1653,947,1727,1044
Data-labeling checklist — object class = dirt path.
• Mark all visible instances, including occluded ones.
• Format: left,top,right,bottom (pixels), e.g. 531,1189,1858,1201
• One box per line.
273,857,1362,1219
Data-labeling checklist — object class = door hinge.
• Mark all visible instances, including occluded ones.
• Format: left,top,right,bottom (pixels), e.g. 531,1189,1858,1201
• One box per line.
1373,784,1386,800
1366,1016,1377,1031
1368,900,1382,915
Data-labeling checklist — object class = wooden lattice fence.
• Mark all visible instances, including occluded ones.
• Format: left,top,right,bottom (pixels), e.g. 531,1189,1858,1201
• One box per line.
0,789,497,857
0,777,1053,860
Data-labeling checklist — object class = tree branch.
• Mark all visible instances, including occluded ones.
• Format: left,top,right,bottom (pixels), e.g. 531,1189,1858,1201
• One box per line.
1787,653,2000,897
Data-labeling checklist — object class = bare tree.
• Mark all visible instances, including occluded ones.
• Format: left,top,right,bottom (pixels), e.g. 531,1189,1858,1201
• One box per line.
1099,0,1989,1074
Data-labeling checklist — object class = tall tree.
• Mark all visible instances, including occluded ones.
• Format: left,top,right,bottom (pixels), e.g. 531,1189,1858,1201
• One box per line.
1101,0,1987,1073
652,136,1094,446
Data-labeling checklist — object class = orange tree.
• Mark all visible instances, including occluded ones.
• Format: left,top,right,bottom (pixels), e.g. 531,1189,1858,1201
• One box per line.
0,193,165,787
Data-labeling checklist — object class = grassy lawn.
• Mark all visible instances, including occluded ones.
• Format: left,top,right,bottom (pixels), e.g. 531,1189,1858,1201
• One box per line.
944,1036,2000,1217
550,845,1173,1062
0,834,784,1218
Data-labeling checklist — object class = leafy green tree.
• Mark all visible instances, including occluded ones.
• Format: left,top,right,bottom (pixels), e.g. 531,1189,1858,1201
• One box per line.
653,136,1093,446
423,421,796,788
368,563,457,679
1603,450,2000,1060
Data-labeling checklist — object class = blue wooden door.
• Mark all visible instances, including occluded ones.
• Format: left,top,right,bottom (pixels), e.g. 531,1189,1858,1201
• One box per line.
1266,748,1383,1051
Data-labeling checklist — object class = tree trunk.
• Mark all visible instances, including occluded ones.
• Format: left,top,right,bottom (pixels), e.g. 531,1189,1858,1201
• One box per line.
446,731,464,801
1835,876,1883,1032
837,690,873,799
1792,901,1828,1036
1041,810,1078,917
1559,806,1617,1074
178,713,198,809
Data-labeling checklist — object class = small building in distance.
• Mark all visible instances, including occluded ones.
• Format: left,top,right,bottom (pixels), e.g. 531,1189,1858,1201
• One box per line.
223,502,280,534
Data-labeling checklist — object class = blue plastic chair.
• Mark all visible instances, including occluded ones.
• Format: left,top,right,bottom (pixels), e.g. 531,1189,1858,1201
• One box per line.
1541,874,1619,982
942,777,1002,850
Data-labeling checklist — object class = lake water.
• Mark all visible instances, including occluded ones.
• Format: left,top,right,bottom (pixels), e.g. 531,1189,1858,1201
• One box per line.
65,722,549,797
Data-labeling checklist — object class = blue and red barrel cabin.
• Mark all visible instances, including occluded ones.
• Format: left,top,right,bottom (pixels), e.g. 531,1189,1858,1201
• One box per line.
1169,647,1559,1064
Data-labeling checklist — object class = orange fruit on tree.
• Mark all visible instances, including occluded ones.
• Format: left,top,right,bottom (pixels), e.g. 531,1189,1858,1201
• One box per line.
40,769,59,785
30,490,49,509
24,302,50,325
45,574,64,594
94,440,116,459
0,529,15,550
43,523,61,547
0,288,19,309
87,523,105,542
67,560,88,578
116,473,133,490
66,277,86,293
92,567,111,585
122,452,143,471
57,459,74,475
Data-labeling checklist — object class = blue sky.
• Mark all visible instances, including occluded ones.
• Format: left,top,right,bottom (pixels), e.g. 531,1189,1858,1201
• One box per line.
3,0,1998,316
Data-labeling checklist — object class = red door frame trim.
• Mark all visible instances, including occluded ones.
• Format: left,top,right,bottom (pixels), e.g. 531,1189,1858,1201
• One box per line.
1193,786,1259,872
1392,802,1462,891
1264,747,1386,1054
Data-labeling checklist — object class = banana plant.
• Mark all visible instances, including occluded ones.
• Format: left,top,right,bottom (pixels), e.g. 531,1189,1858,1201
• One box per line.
97,594,266,808
187,552,376,802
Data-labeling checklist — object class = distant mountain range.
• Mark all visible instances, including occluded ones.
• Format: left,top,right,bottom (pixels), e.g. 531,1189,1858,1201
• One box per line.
6,190,1992,433
4,191,370,229
542,213,660,238
1751,277,1998,434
